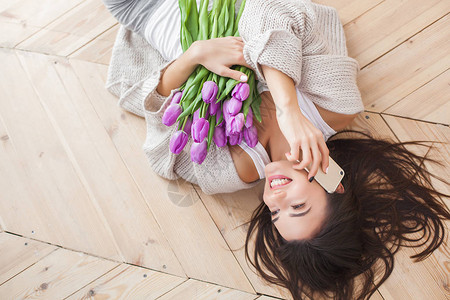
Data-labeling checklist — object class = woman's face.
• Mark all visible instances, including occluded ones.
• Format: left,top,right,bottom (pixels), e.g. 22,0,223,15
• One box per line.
263,160,329,241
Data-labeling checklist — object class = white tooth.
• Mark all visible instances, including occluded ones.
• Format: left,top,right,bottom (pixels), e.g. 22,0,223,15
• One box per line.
270,178,291,188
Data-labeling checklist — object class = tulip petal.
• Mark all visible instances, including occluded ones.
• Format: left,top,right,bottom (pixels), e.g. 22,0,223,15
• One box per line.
169,130,189,154
213,125,227,147
162,104,182,126
244,125,258,147
190,140,208,164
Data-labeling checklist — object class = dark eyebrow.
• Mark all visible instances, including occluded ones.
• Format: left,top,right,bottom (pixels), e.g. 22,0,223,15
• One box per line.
272,207,312,223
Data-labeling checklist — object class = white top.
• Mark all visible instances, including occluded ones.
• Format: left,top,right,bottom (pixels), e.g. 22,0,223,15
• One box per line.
144,0,213,61
144,0,337,180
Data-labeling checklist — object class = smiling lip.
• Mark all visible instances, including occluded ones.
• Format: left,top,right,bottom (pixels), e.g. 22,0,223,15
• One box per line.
268,175,292,190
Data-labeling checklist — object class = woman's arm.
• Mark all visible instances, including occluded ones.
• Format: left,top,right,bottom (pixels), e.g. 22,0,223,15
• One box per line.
262,65,329,178
157,36,251,97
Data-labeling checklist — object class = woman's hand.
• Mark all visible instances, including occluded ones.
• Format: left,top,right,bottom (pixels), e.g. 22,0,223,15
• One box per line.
261,64,329,179
277,103,329,180
190,36,252,82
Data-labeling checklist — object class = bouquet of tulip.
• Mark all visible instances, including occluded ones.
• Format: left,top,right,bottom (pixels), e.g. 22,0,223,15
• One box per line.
163,0,262,164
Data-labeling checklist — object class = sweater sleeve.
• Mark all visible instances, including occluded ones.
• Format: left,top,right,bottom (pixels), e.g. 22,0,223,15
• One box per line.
105,26,176,117
238,0,314,86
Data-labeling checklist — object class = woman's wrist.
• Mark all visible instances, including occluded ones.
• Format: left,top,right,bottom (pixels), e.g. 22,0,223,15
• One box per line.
187,40,202,65
156,44,200,97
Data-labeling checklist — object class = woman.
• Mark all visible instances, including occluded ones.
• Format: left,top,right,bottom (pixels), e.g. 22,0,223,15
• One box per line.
102,0,450,299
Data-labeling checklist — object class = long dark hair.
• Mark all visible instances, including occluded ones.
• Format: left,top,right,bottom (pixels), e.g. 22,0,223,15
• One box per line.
245,130,450,299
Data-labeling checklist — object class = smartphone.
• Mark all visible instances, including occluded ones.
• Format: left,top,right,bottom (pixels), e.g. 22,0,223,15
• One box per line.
304,156,344,193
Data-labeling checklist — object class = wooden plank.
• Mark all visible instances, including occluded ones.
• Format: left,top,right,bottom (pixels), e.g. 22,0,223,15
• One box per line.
0,22,41,49
0,248,119,299
68,58,255,292
66,264,186,300
0,0,84,48
16,0,116,57
0,0,83,27
382,115,450,191
156,279,258,300
197,185,292,299
0,232,57,285
343,112,398,140
377,244,449,300
16,50,185,276
345,0,450,67
255,296,284,300
69,23,119,65
0,48,121,260
358,15,450,112
313,0,384,25
384,70,450,125
378,115,449,299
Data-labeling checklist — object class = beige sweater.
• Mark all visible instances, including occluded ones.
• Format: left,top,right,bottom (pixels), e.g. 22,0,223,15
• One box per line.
105,0,363,195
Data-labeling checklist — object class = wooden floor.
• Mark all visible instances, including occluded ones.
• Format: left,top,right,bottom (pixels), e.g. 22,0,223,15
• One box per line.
0,0,448,299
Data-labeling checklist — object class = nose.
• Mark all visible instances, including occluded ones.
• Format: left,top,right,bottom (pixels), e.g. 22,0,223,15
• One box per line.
265,189,286,205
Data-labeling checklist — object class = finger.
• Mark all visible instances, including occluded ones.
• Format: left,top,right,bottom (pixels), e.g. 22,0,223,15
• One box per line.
318,141,330,173
295,143,312,170
220,66,248,82
286,143,301,162
308,144,321,179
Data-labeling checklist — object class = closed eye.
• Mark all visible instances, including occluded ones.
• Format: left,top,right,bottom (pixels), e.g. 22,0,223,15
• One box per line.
292,203,305,209
270,204,304,217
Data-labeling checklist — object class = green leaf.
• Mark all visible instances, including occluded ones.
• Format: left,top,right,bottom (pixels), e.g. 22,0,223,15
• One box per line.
198,0,209,40
217,77,239,102
217,1,228,37
233,0,246,36
224,0,236,36
186,0,199,42
242,72,255,118
207,115,216,151
250,87,262,123
177,92,202,122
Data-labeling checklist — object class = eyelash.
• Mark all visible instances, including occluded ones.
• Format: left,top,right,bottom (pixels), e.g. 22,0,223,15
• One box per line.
270,204,305,216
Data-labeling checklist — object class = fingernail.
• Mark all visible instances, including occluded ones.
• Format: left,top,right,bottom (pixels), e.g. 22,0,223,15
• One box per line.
308,176,314,183
325,167,329,174
240,75,248,82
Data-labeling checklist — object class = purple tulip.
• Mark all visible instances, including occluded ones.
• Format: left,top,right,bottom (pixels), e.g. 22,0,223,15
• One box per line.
190,140,208,164
245,107,253,128
201,81,218,104
182,117,193,134
244,125,258,147
232,82,250,101
162,104,182,126
228,132,243,146
193,108,209,124
169,130,189,154
191,118,210,143
216,109,224,126
226,113,244,136
213,125,227,147
226,97,242,115
222,99,232,120
208,100,220,115
170,91,183,105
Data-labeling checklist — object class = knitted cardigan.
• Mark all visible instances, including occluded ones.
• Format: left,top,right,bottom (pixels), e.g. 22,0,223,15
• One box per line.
104,0,363,195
